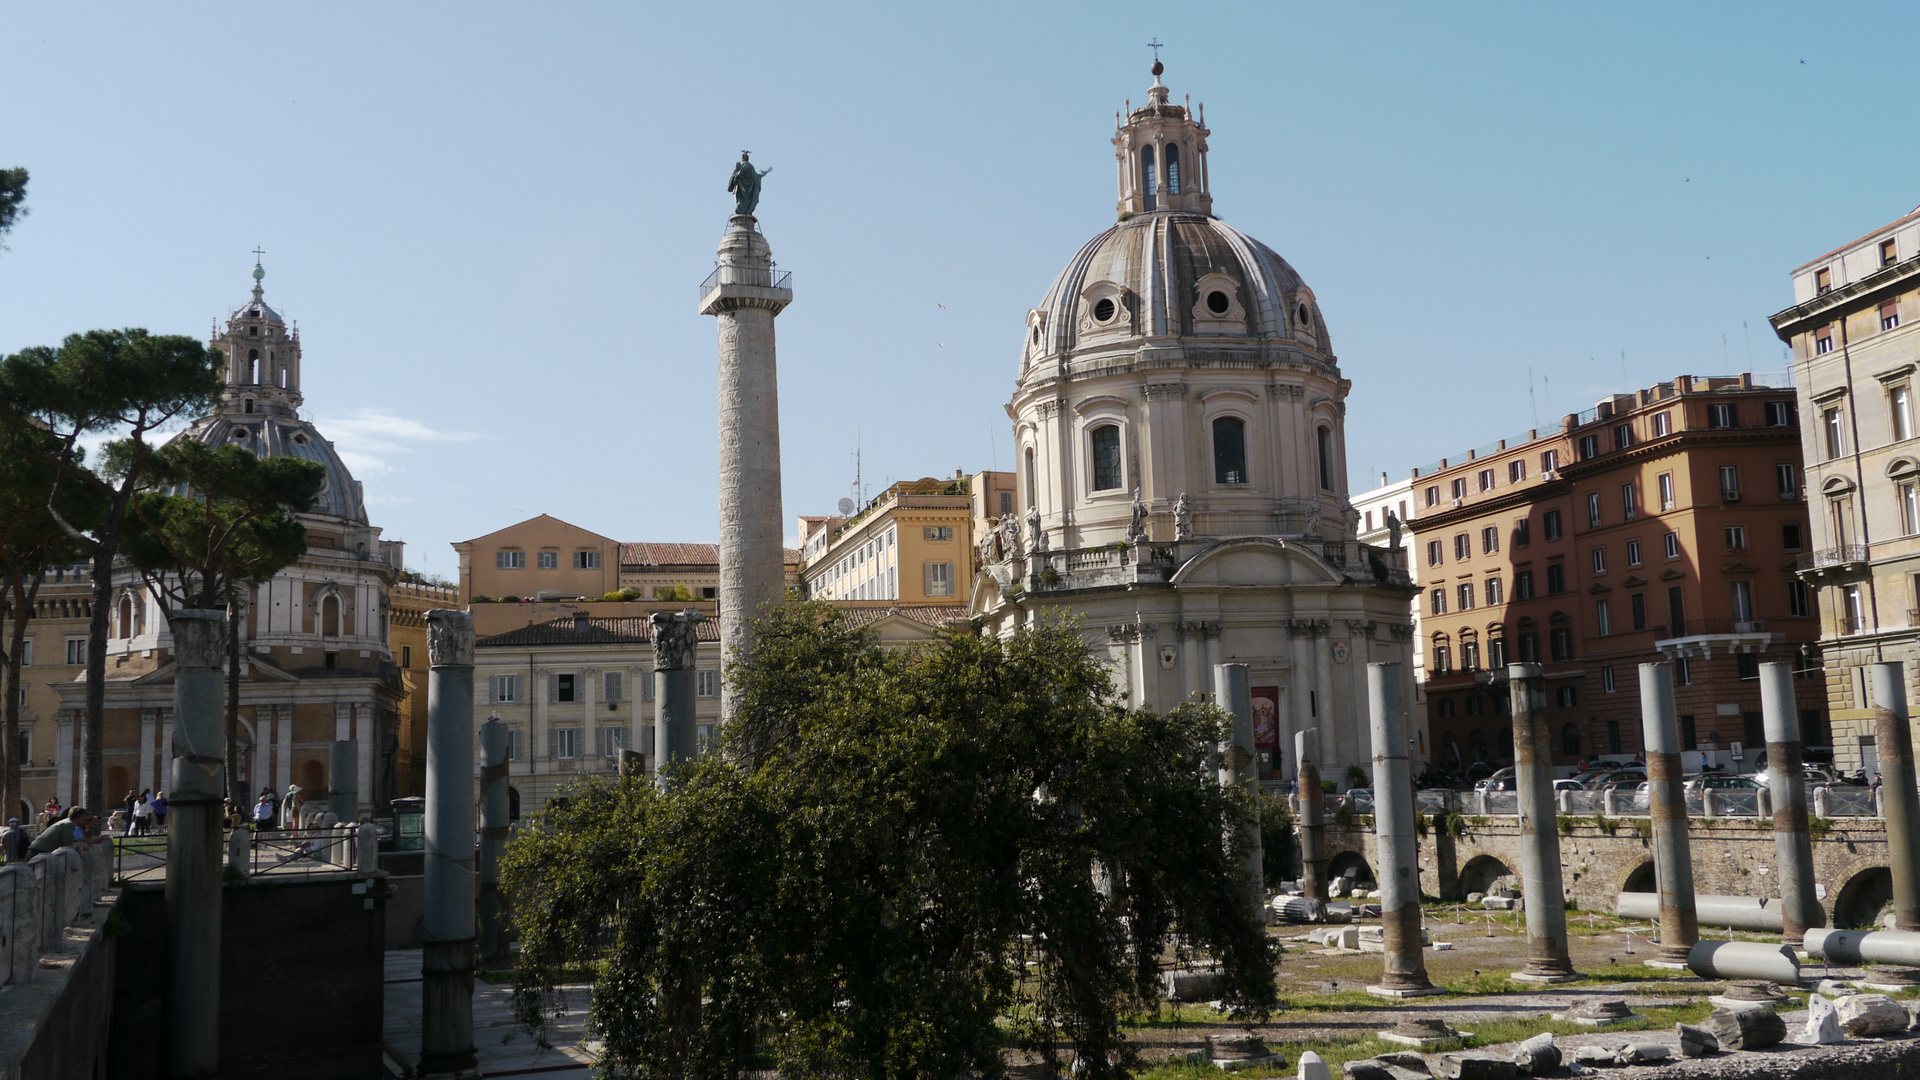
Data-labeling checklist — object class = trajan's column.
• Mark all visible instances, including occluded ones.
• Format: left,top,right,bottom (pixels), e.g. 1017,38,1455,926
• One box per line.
700,153,791,719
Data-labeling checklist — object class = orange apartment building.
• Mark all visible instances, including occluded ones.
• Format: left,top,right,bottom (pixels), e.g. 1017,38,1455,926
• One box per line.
1409,375,1828,775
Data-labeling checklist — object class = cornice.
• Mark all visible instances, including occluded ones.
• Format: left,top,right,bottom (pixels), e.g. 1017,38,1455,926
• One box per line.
1770,256,1920,339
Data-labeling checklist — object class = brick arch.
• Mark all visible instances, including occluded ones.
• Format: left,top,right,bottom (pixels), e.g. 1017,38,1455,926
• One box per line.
1459,854,1513,895
1621,859,1656,894
1834,867,1893,929
1328,851,1374,886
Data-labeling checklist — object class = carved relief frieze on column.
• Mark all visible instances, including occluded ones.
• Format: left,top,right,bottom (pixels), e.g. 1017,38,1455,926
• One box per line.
1285,618,1332,637
1174,619,1220,640
1345,619,1374,638
1387,622,1415,641
1034,399,1065,420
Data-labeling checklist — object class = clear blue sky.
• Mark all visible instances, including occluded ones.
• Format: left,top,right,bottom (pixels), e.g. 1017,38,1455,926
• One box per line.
5,3,1915,579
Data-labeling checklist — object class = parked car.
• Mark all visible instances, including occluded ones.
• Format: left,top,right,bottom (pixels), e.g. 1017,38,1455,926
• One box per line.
1684,774,1763,793
1552,779,1584,794
1582,768,1646,790
1475,767,1516,792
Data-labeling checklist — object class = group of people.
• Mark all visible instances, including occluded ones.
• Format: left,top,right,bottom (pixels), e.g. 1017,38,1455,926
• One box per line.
0,805,101,864
121,789,168,835
221,785,303,832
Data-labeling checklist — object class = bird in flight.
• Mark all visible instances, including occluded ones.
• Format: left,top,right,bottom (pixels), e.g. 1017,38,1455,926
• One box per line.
936,303,947,309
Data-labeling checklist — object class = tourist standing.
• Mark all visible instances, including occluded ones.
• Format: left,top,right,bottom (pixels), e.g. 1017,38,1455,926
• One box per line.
150,791,167,832
253,793,274,832
0,819,26,864
284,783,303,829
131,795,153,836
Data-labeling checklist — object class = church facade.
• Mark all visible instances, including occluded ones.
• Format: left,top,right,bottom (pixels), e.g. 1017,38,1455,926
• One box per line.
49,264,410,817
969,63,1419,787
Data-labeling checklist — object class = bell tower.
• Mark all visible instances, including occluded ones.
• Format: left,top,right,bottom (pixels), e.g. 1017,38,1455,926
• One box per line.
213,255,302,418
1114,58,1213,218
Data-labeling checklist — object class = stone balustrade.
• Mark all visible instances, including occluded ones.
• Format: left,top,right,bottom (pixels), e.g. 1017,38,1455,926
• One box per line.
0,840,114,989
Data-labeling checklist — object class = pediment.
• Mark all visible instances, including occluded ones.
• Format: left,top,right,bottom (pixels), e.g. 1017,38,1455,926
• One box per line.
1660,569,1687,581
1621,575,1647,588
1721,561,1758,575
1170,537,1343,587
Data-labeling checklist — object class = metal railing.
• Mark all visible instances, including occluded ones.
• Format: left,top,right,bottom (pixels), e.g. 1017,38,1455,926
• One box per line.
698,266,792,298
1795,546,1868,572
239,827,359,876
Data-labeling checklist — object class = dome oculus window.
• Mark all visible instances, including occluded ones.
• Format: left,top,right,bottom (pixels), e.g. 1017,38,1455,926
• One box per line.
1092,298,1116,323
1206,290,1230,315
1297,304,1312,328
1213,416,1247,484
1090,424,1122,491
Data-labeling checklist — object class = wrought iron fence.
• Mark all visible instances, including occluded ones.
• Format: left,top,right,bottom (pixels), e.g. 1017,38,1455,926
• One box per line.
698,266,792,299
242,827,359,876
1826,788,1877,817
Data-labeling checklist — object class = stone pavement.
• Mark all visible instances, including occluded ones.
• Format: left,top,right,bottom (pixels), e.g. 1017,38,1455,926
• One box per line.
381,947,595,1078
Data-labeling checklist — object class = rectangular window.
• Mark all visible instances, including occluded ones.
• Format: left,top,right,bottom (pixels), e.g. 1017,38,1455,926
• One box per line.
1882,239,1900,266
1429,588,1447,616
1451,477,1468,499
604,670,624,702
492,674,522,703
1630,592,1647,630
1432,646,1451,674
537,551,558,569
1508,459,1527,483
1775,463,1798,501
1658,472,1675,510
1550,626,1573,661
1788,579,1811,618
1677,659,1693,687
601,726,629,759
1518,632,1539,662
1894,385,1915,442
1602,666,1616,693
1457,583,1475,611
552,673,577,703
1541,448,1560,473
1514,518,1531,546
17,640,28,667
1485,577,1503,605
1823,406,1847,459
925,562,956,596
1841,584,1865,633
550,728,579,760
1614,422,1633,450
1708,402,1735,429
65,638,86,666
1595,599,1612,636
1621,483,1637,520
1725,525,1747,552
1579,434,1599,460
1478,468,1495,492
1426,539,1443,567
1557,686,1578,708
1454,534,1471,560
1481,526,1498,554
496,549,525,569
1587,492,1602,528
1515,570,1534,599
1766,401,1794,427
1731,579,1754,624
923,526,953,541
1590,547,1606,574
1883,300,1902,332
1816,267,1832,293
1489,636,1507,668
1607,719,1622,754
1664,531,1680,559
508,728,524,761
1626,539,1641,566
1668,586,1686,633
1546,563,1565,594
1681,713,1697,749
1544,509,1562,540
1783,522,1803,549
1425,485,1440,507
1653,411,1672,437
1901,481,1920,536
574,550,601,570
1000,491,1014,516
697,669,719,697
1719,465,1741,502
1091,424,1122,490
1816,326,1835,354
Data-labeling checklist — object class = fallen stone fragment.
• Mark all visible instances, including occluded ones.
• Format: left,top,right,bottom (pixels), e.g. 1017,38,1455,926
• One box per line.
1342,1060,1393,1080
1624,1043,1668,1065
1426,1053,1517,1080
1703,1003,1787,1050
1835,992,1909,1036
1508,1033,1559,1077
1376,1051,1429,1073
1571,1046,1625,1068
1208,1034,1281,1070
1161,968,1226,1002
1805,994,1845,1045
1299,1050,1332,1080
1675,1023,1719,1058
1817,978,1857,997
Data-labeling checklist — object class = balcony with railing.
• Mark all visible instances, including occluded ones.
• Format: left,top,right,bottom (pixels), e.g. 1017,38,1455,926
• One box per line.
1795,545,1869,575
699,265,792,301
1654,617,1773,658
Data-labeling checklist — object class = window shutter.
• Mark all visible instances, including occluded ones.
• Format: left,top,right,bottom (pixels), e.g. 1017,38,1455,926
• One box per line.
548,673,558,703
606,671,623,702
487,677,496,704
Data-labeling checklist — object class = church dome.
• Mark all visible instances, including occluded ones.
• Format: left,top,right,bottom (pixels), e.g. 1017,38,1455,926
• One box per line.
170,412,369,524
1027,212,1329,360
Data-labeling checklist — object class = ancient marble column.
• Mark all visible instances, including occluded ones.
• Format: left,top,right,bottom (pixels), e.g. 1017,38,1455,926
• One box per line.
1760,661,1821,946
329,740,358,821
1508,662,1578,982
165,609,228,1078
1365,661,1439,997
652,611,703,784
1214,664,1263,918
699,215,792,721
1873,662,1920,932
478,715,510,964
420,610,477,1076
1295,728,1327,900
1639,661,1697,967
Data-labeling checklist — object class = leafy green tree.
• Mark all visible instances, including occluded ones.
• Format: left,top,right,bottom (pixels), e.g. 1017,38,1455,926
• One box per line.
119,439,323,797
0,421,105,819
504,605,1277,1079
0,330,222,809
0,168,25,250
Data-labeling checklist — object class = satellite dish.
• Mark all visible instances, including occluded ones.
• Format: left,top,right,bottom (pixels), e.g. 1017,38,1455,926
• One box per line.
837,498,855,516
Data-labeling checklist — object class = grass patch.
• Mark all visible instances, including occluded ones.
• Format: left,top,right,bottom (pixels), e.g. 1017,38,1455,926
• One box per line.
1129,1000,1712,1078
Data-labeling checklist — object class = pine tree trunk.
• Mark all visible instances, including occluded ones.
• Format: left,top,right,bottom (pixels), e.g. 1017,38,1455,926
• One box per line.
82,540,113,812
3,571,46,824
225,595,242,801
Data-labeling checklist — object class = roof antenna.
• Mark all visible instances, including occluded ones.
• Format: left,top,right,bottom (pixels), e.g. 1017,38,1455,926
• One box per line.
1528,366,1539,430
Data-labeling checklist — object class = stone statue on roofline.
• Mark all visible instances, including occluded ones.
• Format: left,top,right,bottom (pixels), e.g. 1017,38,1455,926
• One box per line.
1173,492,1193,540
728,152,773,217
1001,512,1024,559
1027,504,1048,553
1127,490,1148,544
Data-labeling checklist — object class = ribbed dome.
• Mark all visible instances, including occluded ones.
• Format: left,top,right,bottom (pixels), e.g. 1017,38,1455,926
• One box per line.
1025,211,1330,370
168,412,369,524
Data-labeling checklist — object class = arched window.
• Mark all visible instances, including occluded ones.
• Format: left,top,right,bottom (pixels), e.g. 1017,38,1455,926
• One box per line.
1213,416,1246,484
1024,446,1037,508
118,594,134,638
1140,146,1157,211
247,347,260,383
1165,142,1181,195
1090,424,1122,491
1317,425,1334,490
321,595,341,637
1459,630,1480,672
1562,723,1582,757
1430,634,1451,674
